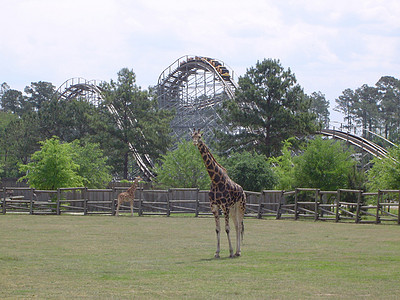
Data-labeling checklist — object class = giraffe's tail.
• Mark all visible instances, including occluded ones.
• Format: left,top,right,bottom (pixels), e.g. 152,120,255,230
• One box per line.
241,220,244,244
231,201,245,244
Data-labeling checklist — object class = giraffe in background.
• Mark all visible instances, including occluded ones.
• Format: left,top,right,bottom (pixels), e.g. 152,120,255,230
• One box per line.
191,129,246,258
116,176,142,217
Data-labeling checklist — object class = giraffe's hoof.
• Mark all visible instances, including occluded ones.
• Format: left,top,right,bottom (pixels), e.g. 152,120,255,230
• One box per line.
214,254,220,259
234,253,241,258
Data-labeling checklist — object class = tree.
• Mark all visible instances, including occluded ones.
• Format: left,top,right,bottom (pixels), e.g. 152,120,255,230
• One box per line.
336,85,380,137
216,58,316,157
376,76,400,142
308,91,330,129
37,95,98,142
221,151,277,192
269,138,296,190
0,82,10,106
1,88,28,115
293,137,357,190
99,68,173,179
19,137,83,189
0,111,20,177
2,112,42,177
335,88,357,132
153,140,210,189
70,140,112,188
366,146,400,191
354,84,380,138
24,81,56,111
0,111,42,178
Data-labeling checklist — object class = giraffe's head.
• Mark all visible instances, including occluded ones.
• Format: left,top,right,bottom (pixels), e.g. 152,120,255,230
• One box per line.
127,176,142,193
191,128,202,146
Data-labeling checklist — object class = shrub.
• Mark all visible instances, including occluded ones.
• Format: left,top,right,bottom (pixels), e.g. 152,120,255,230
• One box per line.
222,151,277,192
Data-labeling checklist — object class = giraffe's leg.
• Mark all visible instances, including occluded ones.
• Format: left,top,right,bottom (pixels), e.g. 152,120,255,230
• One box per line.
211,204,221,258
231,203,240,257
240,196,246,244
116,201,120,216
231,202,244,257
224,210,234,258
130,201,134,217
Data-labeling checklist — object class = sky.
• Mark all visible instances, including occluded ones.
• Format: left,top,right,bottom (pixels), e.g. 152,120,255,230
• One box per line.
1,0,399,125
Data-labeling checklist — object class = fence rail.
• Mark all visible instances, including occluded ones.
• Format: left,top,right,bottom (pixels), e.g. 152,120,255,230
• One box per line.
1,187,399,224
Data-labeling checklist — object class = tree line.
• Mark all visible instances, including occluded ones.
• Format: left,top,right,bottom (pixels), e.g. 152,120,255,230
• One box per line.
335,76,400,142
1,59,399,195
0,68,174,182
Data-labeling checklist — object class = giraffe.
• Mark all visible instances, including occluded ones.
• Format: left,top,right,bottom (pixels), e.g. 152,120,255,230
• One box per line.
115,176,142,217
191,129,246,258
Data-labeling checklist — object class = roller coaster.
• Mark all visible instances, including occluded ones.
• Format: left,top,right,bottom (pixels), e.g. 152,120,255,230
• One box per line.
157,55,238,141
55,55,392,180
56,77,104,106
319,129,390,159
55,78,155,180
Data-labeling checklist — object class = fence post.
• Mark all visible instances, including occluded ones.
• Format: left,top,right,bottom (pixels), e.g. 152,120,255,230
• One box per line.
355,190,361,223
111,187,116,216
83,187,88,215
397,191,400,225
57,188,61,215
294,189,299,220
195,188,199,217
29,188,34,215
257,192,263,219
2,187,6,214
276,191,284,219
376,190,381,224
167,189,171,217
138,188,143,216
335,190,341,222
314,189,319,221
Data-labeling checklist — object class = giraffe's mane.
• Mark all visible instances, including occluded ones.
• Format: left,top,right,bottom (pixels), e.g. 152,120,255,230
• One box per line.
127,179,140,192
200,140,227,173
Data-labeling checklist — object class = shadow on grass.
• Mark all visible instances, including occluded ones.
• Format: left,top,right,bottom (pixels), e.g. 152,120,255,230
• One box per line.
196,256,240,262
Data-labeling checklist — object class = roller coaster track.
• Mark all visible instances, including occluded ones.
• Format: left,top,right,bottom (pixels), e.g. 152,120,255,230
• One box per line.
57,77,104,106
319,129,389,159
106,104,155,179
158,55,238,103
157,55,238,141
56,78,155,180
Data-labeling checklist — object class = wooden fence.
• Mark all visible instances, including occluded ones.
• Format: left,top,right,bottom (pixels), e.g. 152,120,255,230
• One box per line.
1,187,399,224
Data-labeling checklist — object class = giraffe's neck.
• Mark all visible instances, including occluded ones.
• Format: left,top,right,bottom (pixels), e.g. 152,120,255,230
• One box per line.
128,181,139,195
197,140,226,182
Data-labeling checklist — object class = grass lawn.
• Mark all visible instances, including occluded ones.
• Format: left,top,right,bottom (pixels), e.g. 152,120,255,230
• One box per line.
1,214,400,299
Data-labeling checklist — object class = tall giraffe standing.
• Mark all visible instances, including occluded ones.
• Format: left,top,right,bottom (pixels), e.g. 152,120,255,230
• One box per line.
115,176,142,217
191,129,246,258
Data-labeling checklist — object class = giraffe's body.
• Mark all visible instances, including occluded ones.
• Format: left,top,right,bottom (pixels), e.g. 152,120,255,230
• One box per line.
116,176,141,217
192,129,246,258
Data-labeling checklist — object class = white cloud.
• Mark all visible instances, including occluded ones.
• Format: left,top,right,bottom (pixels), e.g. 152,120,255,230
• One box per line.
0,0,399,124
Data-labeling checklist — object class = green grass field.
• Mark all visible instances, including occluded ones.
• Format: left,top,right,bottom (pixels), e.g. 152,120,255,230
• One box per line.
1,215,400,299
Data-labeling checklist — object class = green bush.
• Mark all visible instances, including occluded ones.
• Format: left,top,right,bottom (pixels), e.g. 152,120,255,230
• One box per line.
153,140,211,189
293,137,357,191
222,151,277,192
19,137,112,189
19,137,83,189
367,146,400,191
